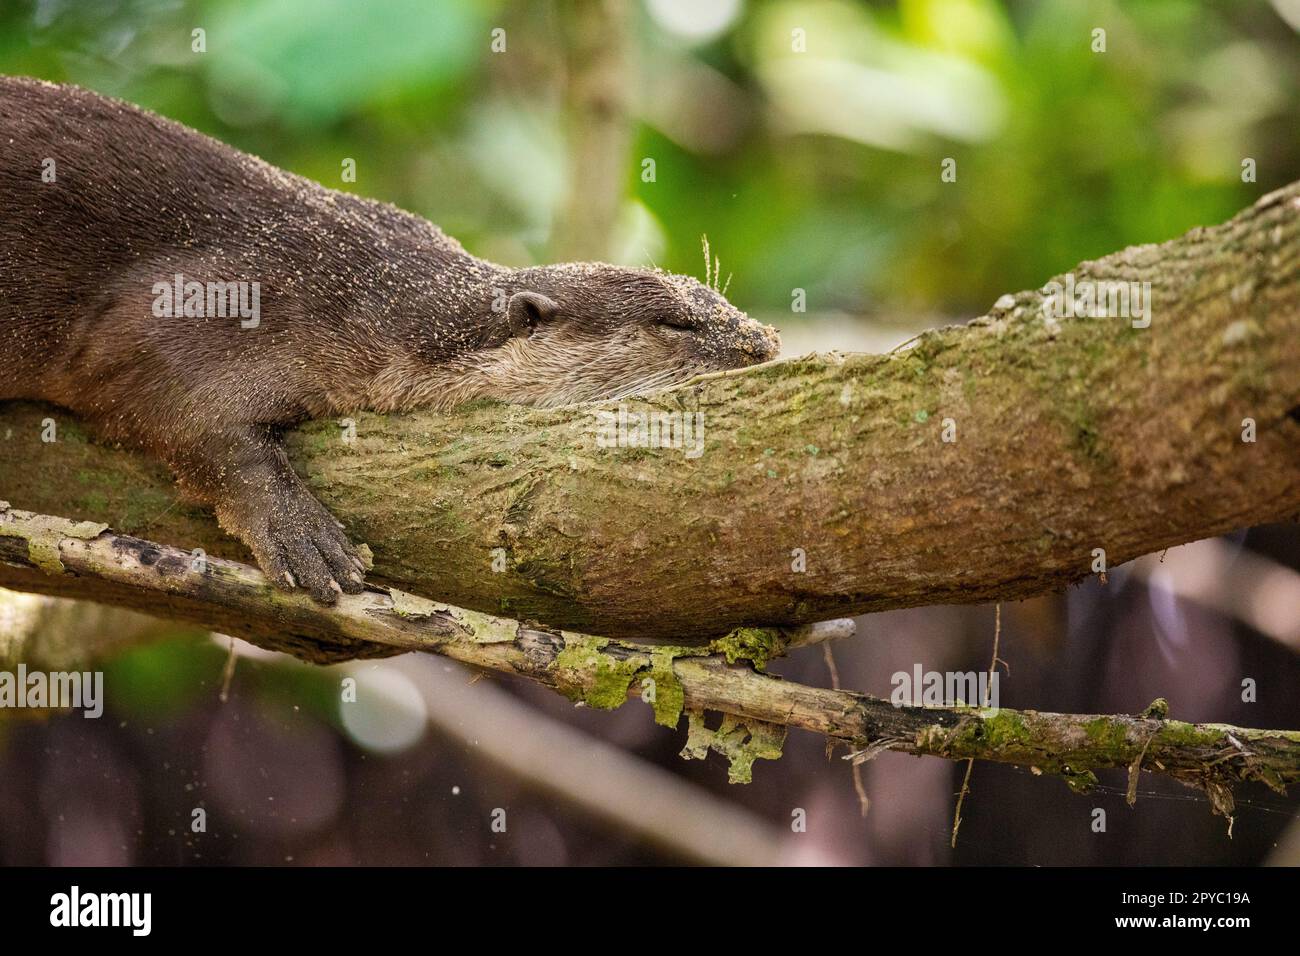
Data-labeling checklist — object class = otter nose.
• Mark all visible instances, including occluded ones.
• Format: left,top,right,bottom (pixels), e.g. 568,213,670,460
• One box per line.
739,320,781,362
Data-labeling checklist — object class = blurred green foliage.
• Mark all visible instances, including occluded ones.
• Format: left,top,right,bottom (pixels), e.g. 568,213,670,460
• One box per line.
4,0,1297,320
101,636,338,724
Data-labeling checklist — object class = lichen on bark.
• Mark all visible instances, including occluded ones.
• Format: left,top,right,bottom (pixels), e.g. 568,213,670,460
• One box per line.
0,182,1295,642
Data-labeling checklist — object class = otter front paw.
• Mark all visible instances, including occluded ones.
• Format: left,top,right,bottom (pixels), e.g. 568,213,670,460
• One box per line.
217,487,368,605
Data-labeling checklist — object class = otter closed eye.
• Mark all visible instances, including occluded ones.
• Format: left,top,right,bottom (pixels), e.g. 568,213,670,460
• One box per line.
0,77,781,604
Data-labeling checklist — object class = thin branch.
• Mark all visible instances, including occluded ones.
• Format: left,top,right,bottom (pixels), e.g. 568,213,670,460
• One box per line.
952,603,1002,848
1,503,1294,816
823,641,870,817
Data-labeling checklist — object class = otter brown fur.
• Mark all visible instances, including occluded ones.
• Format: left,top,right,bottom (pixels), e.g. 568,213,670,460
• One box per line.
0,77,779,602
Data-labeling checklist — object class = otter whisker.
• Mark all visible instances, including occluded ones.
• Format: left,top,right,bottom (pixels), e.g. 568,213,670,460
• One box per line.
606,362,708,401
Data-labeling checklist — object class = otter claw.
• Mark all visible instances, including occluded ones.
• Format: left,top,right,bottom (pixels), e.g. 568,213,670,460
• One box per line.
221,486,365,605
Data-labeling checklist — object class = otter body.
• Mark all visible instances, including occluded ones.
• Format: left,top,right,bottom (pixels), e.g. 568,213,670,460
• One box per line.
0,77,778,601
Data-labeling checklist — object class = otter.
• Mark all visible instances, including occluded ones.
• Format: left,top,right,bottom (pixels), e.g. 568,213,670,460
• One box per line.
0,77,779,604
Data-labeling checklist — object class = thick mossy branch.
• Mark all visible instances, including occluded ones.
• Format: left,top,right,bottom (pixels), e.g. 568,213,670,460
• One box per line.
1,187,1298,640
1,504,1294,812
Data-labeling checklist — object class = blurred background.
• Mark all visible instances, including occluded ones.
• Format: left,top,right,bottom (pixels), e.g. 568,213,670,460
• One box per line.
1,0,1298,865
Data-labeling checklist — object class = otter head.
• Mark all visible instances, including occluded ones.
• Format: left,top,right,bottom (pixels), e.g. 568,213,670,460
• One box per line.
480,263,780,408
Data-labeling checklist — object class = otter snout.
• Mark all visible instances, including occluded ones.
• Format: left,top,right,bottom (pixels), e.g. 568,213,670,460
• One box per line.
736,317,781,364
706,313,780,369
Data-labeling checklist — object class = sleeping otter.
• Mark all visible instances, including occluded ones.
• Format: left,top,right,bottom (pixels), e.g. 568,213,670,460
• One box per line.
0,77,780,603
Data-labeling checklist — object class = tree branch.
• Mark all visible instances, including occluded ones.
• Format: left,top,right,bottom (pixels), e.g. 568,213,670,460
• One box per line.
1,186,1297,641
1,503,1294,816
550,0,633,261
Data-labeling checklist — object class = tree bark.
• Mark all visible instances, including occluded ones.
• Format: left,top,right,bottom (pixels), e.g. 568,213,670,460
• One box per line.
0,186,1297,642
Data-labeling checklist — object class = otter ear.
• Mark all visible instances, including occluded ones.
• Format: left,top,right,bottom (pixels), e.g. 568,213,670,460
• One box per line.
507,291,559,337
